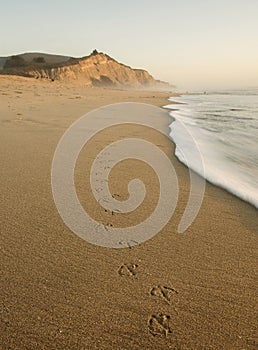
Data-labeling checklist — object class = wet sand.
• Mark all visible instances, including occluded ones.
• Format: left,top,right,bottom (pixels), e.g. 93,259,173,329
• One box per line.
0,75,257,349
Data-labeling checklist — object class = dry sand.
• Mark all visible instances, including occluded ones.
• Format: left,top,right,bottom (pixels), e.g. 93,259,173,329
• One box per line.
0,75,257,349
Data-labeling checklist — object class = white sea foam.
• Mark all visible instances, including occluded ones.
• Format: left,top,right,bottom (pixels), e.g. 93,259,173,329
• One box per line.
166,92,258,209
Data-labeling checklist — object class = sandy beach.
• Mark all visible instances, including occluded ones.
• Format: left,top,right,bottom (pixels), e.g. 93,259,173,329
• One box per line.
0,76,257,349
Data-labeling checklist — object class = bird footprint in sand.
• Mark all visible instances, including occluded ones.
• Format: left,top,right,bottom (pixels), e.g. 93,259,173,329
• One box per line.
148,314,172,337
150,285,178,305
118,263,138,277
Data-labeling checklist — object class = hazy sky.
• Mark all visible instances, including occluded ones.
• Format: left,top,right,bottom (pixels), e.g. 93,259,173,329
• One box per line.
1,0,258,90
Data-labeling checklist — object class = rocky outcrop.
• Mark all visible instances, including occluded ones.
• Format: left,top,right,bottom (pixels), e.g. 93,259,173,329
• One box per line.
1,50,169,88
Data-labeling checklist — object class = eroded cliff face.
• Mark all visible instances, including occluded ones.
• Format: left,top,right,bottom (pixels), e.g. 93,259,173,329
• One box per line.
8,52,168,88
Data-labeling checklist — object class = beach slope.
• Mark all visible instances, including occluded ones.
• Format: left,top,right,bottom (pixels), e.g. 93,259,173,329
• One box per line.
0,76,257,349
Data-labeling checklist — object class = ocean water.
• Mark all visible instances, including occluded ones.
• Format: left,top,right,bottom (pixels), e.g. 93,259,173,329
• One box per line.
166,89,258,209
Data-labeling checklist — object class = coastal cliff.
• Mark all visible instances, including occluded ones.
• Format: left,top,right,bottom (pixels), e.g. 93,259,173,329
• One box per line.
0,50,170,88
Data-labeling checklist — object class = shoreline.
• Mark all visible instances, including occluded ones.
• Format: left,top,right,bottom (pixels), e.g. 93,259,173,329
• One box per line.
0,77,257,349
166,95,258,211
